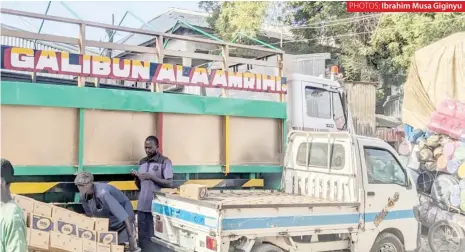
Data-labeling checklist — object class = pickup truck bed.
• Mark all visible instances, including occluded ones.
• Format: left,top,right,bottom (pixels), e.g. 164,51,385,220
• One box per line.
153,190,361,236
157,190,359,209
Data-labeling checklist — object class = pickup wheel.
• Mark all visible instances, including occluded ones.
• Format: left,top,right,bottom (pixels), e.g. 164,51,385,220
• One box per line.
428,220,465,252
370,233,404,252
251,243,284,252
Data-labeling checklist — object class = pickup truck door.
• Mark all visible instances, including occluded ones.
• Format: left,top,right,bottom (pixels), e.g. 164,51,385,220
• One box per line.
357,138,419,251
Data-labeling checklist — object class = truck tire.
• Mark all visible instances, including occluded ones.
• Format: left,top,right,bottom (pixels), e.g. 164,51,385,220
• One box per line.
370,232,404,252
428,220,465,252
251,243,284,252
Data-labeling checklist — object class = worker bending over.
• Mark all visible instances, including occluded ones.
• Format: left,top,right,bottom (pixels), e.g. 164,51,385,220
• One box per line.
75,172,139,252
131,135,173,251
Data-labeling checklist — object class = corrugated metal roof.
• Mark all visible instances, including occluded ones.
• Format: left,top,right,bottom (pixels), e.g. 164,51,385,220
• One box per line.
117,8,294,47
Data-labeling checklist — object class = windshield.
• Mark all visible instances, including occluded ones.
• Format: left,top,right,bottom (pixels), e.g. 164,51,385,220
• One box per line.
305,87,331,119
305,86,347,130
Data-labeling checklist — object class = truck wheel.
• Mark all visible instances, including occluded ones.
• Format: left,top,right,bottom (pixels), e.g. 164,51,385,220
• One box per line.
251,243,284,252
370,233,404,252
428,220,465,252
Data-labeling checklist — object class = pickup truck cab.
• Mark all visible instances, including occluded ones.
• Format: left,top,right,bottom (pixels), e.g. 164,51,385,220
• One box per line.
151,130,421,252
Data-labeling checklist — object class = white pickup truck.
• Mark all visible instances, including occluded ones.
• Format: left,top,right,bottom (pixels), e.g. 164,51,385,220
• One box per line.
150,75,421,252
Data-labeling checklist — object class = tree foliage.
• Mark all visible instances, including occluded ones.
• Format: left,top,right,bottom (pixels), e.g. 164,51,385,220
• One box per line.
199,1,270,41
285,2,465,86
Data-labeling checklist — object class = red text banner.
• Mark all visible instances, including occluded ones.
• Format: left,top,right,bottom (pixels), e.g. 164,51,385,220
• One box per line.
0,46,287,94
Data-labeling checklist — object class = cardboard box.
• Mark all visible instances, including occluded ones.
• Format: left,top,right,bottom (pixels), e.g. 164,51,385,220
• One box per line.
111,244,125,252
13,194,35,214
93,218,109,232
49,231,69,252
180,184,208,200
33,201,52,217
52,206,75,221
76,214,95,230
69,236,83,252
96,243,111,252
78,227,96,241
28,229,50,251
30,214,54,232
97,231,118,245
54,219,78,236
82,239,97,252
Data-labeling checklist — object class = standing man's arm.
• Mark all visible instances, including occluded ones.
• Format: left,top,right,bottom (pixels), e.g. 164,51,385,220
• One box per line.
152,160,173,188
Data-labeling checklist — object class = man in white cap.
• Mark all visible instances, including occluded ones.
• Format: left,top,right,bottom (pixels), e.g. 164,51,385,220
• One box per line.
75,172,139,252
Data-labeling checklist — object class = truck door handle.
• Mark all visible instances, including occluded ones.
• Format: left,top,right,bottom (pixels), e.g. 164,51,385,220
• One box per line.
367,191,375,196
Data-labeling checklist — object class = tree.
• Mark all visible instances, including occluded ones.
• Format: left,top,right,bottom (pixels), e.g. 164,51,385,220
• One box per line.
284,1,465,102
199,1,270,41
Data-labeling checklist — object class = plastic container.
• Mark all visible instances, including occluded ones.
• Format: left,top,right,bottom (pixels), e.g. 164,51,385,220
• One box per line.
455,101,465,121
447,159,461,174
437,98,457,117
443,141,457,159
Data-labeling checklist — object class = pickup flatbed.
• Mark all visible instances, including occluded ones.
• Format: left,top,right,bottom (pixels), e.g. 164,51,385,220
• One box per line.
153,190,361,237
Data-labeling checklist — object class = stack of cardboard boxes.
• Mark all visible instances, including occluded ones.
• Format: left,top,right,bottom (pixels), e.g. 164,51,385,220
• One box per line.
13,194,125,252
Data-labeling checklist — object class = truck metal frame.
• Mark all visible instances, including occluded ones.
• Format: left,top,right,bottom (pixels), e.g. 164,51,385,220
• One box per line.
0,8,287,209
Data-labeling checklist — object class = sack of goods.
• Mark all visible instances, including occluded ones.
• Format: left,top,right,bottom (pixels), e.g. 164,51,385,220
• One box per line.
403,98,465,212
12,194,124,252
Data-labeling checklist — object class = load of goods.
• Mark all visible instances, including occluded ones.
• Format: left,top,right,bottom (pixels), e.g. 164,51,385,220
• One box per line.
12,194,124,252
398,98,465,250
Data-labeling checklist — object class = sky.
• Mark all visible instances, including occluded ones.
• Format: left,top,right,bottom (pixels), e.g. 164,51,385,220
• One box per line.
1,1,201,42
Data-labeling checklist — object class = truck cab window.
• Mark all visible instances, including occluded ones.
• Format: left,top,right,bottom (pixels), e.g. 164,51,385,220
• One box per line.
332,92,347,130
305,87,331,119
364,148,407,186
296,142,345,170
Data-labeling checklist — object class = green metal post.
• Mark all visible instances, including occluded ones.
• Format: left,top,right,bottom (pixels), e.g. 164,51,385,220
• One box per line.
74,108,85,203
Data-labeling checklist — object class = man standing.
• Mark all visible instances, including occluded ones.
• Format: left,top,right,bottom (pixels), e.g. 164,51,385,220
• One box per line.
131,135,173,251
74,172,138,252
1,158,27,252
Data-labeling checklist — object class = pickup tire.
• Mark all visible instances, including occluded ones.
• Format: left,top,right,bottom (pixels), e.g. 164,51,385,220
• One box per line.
370,232,404,252
251,243,284,252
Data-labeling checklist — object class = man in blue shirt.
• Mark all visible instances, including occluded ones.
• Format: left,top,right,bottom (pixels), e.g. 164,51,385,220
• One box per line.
131,135,173,251
75,172,138,252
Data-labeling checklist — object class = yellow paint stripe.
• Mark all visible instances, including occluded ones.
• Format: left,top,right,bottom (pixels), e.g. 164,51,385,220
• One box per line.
107,181,138,191
224,115,230,175
131,200,137,209
242,179,264,188
10,182,58,194
183,179,223,187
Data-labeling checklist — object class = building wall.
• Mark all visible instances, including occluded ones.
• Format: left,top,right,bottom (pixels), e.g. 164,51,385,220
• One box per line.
345,81,377,136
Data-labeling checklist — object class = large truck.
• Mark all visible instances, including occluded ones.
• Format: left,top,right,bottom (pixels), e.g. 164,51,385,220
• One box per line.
0,8,420,252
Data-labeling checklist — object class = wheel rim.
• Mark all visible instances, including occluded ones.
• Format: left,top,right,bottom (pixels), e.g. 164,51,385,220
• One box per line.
430,223,461,252
378,242,398,252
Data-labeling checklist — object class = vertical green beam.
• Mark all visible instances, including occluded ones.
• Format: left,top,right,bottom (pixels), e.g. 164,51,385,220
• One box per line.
78,109,85,172
75,109,85,203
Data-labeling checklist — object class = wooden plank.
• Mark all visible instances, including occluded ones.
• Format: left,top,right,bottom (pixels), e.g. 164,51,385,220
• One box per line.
229,56,278,67
86,40,156,54
0,8,284,54
163,49,223,62
1,28,78,45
